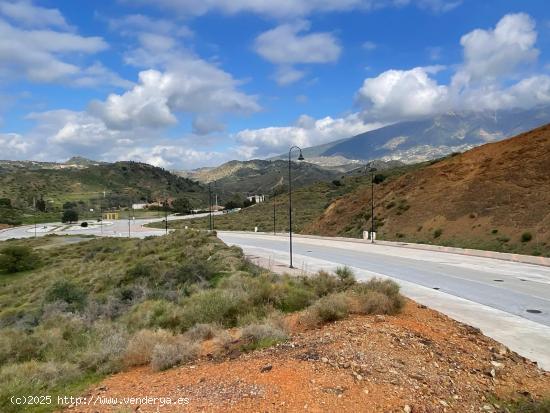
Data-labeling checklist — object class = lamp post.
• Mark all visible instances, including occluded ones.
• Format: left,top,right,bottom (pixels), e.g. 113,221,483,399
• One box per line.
208,183,213,231
288,146,305,268
367,167,377,243
273,198,276,235
164,198,168,235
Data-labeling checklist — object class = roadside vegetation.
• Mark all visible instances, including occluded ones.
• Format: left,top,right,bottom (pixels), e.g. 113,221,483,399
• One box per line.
0,230,404,412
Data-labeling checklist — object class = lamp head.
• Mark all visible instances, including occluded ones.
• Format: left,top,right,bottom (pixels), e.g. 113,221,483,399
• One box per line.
298,151,305,161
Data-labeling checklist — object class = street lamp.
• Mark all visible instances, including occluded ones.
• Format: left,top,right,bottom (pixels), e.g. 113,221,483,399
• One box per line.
208,183,213,231
367,166,377,243
288,146,305,268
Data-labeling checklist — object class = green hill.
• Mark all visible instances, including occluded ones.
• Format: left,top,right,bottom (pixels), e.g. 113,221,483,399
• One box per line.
0,160,206,225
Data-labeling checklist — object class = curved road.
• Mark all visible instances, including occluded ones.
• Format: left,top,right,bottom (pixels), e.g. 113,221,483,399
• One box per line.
217,231,550,370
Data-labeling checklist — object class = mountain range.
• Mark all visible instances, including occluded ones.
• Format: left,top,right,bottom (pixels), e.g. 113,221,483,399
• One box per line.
284,105,550,164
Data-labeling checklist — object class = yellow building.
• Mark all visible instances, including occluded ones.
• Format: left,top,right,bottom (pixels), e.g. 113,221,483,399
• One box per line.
102,211,119,220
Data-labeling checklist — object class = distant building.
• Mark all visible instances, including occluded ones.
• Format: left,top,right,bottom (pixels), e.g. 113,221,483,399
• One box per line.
132,203,147,210
246,195,266,204
102,211,119,220
211,205,225,212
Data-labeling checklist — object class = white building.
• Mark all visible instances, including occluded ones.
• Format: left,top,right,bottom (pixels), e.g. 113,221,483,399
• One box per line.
246,194,266,203
132,203,148,210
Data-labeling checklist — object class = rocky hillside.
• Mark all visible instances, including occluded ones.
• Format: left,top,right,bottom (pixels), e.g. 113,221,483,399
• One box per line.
306,124,550,257
183,159,341,196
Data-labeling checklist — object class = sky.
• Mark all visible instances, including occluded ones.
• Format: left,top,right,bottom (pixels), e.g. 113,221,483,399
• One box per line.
0,0,549,170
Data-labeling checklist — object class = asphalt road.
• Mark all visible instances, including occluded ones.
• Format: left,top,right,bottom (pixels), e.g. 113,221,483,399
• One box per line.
218,231,550,326
218,231,550,369
0,211,224,241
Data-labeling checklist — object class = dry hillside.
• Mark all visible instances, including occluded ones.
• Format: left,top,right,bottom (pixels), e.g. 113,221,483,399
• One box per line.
306,124,550,256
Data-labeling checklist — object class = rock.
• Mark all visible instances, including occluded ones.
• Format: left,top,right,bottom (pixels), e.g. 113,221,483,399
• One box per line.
374,315,386,323
261,364,273,373
491,361,504,369
404,405,412,413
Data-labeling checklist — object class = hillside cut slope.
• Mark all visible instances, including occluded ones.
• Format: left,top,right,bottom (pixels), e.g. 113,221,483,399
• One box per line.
306,124,550,256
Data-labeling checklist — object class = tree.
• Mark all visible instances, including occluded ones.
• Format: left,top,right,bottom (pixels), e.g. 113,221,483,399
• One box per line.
61,209,78,223
35,196,46,212
62,201,77,210
172,197,191,214
0,198,11,208
0,246,40,273
224,194,245,210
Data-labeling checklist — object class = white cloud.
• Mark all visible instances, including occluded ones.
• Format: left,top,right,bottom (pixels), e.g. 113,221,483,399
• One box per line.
0,132,29,157
0,0,68,28
0,5,128,89
235,113,383,157
274,66,306,85
107,14,193,38
357,66,449,120
255,21,340,65
356,13,549,121
254,20,340,85
362,41,377,51
453,13,539,86
90,61,260,131
134,0,461,19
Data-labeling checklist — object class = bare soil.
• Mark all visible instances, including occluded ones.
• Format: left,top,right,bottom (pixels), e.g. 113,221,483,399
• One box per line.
64,301,550,413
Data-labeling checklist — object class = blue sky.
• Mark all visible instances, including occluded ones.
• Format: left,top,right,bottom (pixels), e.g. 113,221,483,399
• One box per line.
1,0,549,169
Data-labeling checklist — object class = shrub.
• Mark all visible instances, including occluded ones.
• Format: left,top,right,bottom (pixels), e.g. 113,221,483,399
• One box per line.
124,329,174,367
184,323,220,341
335,266,356,288
240,322,288,351
307,293,351,325
0,246,40,273
123,300,183,331
151,339,199,371
353,278,405,315
45,280,87,312
175,259,216,285
80,221,88,227
491,229,498,234
433,228,443,238
304,271,340,297
125,262,152,280
521,232,533,243
180,289,245,329
279,285,315,312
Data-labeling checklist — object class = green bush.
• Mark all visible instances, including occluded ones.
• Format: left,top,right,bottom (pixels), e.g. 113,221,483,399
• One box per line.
335,266,356,288
0,245,40,273
124,300,183,331
180,289,246,329
45,280,87,312
353,278,405,314
433,228,443,238
240,322,288,351
521,232,533,243
61,209,78,223
309,293,351,324
279,285,315,312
